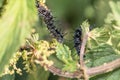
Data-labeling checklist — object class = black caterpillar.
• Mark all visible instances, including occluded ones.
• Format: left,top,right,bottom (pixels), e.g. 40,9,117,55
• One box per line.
74,27,82,55
36,0,64,43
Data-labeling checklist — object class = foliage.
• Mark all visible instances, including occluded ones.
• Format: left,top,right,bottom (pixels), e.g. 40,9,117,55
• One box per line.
0,0,120,80
56,43,79,72
87,1,120,80
0,0,37,75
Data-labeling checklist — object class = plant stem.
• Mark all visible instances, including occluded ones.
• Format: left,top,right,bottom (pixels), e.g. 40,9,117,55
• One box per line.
46,58,120,79
47,66,83,78
87,58,120,76
79,33,89,80
80,33,89,66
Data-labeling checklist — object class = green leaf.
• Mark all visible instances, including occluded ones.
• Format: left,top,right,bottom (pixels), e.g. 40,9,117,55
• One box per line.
90,69,120,80
92,54,120,67
104,1,120,54
0,0,37,75
0,74,15,80
86,1,120,79
85,44,120,67
56,43,73,64
26,65,50,80
87,26,111,49
85,43,120,79
62,61,78,72
109,1,120,26
56,43,78,72
49,54,64,69
81,20,90,36
86,44,120,79
105,1,120,27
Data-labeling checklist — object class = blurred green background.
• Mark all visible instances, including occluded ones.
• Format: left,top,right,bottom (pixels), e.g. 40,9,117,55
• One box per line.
35,0,117,39
36,0,119,46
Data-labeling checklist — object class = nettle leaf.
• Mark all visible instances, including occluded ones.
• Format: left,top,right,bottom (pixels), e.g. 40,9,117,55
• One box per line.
85,13,120,77
111,30,120,53
62,61,78,72
87,1,120,79
56,43,73,64
105,1,120,26
90,68,120,80
0,0,37,75
109,1,120,26
26,65,49,80
85,43,120,80
81,20,90,36
56,43,78,72
49,54,64,69
104,1,120,53
85,44,119,67
0,74,15,80
88,26,111,49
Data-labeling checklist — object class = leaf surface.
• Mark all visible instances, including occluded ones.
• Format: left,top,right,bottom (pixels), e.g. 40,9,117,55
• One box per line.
0,0,37,75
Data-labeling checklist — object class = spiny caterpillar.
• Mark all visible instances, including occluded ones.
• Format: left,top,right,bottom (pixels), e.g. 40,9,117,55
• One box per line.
36,0,64,43
74,27,82,55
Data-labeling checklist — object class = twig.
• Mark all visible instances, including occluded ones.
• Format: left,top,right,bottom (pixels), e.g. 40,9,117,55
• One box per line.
46,58,120,79
87,58,120,76
80,33,89,67
47,66,83,78
79,33,89,80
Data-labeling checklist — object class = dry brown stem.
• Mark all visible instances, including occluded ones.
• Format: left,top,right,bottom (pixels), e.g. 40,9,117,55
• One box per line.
45,58,120,79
